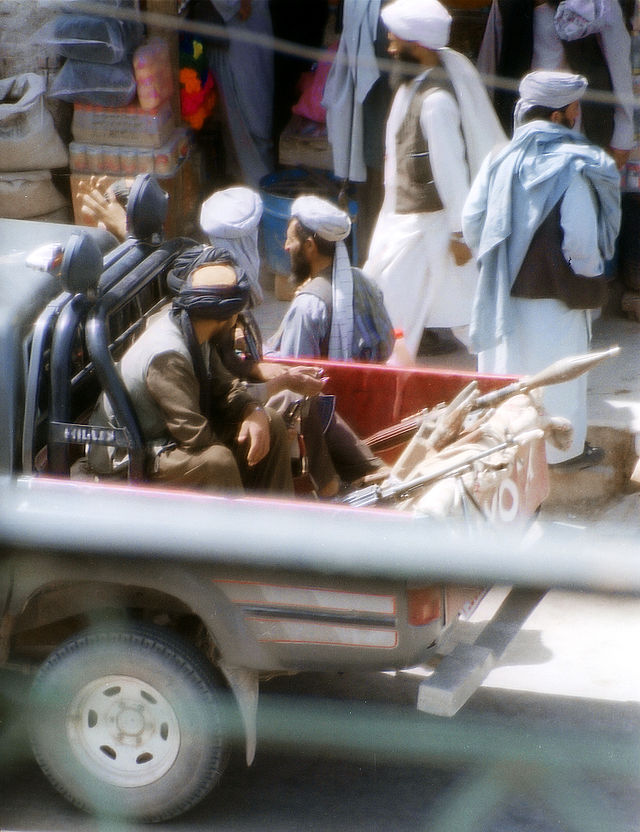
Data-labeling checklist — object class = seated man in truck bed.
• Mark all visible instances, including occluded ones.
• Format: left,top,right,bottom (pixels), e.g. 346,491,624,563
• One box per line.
88,261,293,495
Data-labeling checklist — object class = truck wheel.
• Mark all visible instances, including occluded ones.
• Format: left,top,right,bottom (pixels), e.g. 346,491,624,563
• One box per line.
28,624,230,822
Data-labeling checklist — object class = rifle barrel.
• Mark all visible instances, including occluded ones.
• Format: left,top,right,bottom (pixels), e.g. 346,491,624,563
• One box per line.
344,429,544,508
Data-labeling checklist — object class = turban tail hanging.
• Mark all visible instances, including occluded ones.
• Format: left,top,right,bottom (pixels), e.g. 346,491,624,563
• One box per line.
171,274,251,417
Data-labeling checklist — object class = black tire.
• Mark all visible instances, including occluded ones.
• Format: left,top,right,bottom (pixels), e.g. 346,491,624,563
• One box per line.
28,624,230,822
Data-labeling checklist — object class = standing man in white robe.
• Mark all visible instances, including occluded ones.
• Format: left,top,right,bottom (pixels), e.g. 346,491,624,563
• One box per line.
363,0,505,361
462,70,621,468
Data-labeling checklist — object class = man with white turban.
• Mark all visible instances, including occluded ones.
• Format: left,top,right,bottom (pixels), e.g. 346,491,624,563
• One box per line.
199,186,264,306
463,70,621,468
363,0,506,361
268,194,360,360
267,193,389,495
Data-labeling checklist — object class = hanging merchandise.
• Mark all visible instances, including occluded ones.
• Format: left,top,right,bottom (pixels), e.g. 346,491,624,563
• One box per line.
291,44,337,124
178,32,216,130
554,0,614,40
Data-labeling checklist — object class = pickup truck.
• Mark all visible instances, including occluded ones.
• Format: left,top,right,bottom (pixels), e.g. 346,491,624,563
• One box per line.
0,183,549,822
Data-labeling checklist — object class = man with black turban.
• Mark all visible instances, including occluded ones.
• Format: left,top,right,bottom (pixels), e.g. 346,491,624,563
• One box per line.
89,261,293,494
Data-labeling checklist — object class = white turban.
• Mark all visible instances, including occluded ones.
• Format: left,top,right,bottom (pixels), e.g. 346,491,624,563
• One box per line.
514,70,588,126
199,186,264,305
290,195,351,242
199,186,263,239
381,0,451,50
290,194,355,359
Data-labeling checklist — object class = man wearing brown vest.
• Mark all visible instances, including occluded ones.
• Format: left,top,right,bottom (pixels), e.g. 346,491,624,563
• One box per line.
463,70,621,469
363,0,505,362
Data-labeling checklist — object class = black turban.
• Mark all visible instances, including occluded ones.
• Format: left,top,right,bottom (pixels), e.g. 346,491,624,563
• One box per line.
172,271,251,320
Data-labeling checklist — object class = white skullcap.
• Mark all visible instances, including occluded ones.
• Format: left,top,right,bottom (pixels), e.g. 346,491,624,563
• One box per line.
381,0,451,50
290,195,351,242
199,186,263,240
515,70,588,124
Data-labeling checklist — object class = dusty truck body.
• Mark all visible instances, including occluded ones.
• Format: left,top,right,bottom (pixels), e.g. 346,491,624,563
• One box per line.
0,215,549,822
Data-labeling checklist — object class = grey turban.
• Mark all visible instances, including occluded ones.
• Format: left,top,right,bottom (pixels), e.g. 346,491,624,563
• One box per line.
514,70,588,126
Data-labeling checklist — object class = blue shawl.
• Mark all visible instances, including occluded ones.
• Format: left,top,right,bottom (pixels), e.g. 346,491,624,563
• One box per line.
464,121,621,352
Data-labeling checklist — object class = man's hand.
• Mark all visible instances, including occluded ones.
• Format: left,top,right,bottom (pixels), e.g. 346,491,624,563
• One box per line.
281,366,327,396
258,362,327,397
76,176,127,241
449,237,473,267
237,406,271,466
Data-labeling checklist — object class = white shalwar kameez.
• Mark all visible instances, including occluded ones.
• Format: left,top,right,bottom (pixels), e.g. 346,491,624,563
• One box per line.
478,299,591,463
364,52,505,359
364,74,475,356
467,150,608,464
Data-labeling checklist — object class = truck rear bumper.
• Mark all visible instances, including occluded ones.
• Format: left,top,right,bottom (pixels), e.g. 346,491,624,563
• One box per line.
416,588,546,717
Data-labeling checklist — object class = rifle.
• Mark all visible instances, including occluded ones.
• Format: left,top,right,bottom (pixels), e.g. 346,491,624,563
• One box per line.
365,346,620,454
342,429,544,508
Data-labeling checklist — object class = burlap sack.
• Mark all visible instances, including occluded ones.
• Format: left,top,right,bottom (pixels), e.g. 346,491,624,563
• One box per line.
0,73,69,172
0,171,68,220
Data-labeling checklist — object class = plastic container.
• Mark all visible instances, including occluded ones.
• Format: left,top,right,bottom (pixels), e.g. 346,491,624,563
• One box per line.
133,38,173,110
120,147,139,176
49,58,137,107
386,329,415,367
153,128,190,176
259,168,358,275
68,142,88,173
86,144,104,173
102,145,121,175
137,148,155,174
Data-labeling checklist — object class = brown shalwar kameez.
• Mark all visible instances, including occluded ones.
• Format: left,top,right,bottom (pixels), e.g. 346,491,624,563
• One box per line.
145,348,293,495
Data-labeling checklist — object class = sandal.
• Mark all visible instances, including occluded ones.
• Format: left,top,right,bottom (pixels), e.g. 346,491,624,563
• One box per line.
550,441,605,471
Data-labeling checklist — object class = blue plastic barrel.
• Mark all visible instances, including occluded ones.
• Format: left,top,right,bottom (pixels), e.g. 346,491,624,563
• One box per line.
259,168,358,275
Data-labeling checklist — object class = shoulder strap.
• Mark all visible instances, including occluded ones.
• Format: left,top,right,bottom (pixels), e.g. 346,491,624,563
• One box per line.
297,275,333,358
298,275,332,308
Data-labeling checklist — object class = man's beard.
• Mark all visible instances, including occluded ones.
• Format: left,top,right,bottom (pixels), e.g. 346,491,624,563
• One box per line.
390,48,422,91
209,316,237,343
290,249,312,285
